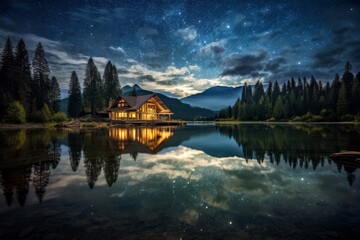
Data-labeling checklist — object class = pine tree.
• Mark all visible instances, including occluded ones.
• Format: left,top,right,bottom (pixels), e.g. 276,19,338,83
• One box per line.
14,39,32,116
272,81,280,104
309,75,319,113
32,42,50,111
49,76,60,113
342,62,354,101
330,73,341,111
84,58,102,116
67,71,82,117
0,37,16,119
112,64,121,95
351,72,360,114
103,61,113,103
337,83,349,116
273,96,285,120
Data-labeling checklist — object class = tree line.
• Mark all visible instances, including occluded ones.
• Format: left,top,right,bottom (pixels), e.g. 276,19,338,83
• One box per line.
217,62,360,121
0,37,122,122
0,37,61,123
67,57,121,118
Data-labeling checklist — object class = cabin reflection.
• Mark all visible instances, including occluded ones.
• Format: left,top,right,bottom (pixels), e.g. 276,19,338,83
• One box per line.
108,127,174,154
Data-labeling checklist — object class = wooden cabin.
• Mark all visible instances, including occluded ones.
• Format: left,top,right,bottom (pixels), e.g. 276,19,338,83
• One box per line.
108,94,173,121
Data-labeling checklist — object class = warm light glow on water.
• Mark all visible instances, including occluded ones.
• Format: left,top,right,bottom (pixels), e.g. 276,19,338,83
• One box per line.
0,125,359,239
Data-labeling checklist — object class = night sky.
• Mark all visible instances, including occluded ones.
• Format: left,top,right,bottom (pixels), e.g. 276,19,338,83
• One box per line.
0,0,359,98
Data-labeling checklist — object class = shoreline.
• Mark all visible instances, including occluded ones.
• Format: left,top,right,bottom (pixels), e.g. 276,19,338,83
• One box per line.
214,121,360,125
1,120,359,129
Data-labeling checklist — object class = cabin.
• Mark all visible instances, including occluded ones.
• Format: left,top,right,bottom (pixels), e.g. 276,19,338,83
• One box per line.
108,94,173,121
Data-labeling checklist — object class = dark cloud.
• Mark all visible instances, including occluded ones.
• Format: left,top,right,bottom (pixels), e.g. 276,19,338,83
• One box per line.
139,75,156,82
221,51,267,77
264,57,287,72
199,40,226,56
67,6,126,23
117,67,129,74
313,47,344,68
312,27,360,70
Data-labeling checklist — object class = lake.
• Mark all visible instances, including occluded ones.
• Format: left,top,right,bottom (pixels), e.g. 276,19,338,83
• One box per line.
0,124,360,239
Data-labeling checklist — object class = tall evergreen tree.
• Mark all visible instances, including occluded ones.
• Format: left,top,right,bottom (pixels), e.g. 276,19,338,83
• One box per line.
337,83,349,116
0,37,15,118
272,81,280,104
112,64,121,95
351,72,360,114
67,71,82,117
14,39,32,116
83,58,103,116
273,96,285,119
49,76,60,113
32,42,50,111
103,61,113,103
103,61,121,105
330,73,341,111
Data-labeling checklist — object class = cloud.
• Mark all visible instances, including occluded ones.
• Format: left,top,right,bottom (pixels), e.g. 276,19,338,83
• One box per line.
175,26,197,41
264,57,287,72
221,51,268,77
199,40,227,65
252,30,281,41
117,60,244,97
67,6,126,23
109,46,126,56
199,40,226,56
136,27,159,38
312,27,360,71
0,16,16,28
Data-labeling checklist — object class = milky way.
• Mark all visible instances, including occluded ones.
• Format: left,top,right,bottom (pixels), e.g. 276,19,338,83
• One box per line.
0,0,359,98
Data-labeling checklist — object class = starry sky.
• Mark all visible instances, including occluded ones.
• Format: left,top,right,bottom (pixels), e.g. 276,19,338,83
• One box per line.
0,0,359,98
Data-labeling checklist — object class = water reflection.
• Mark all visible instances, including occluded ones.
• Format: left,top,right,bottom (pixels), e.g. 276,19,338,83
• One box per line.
215,124,360,186
0,125,360,238
0,124,359,208
0,129,66,206
109,127,174,154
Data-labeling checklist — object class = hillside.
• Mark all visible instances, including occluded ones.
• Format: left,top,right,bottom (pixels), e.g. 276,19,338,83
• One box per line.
181,86,242,111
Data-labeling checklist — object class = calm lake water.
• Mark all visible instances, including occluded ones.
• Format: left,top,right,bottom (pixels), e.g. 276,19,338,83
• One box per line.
0,124,360,239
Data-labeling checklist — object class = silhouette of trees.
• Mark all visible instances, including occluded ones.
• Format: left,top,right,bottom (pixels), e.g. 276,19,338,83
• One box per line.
83,58,104,116
217,62,360,121
103,61,121,104
49,76,61,113
0,38,16,119
67,71,82,118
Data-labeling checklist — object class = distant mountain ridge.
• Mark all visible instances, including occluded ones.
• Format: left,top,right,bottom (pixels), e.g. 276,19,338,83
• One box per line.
181,86,242,111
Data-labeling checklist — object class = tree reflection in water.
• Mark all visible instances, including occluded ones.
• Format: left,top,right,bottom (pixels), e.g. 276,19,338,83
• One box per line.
0,124,359,207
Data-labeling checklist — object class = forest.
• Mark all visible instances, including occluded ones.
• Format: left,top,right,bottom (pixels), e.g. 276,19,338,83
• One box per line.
0,37,121,123
217,62,360,121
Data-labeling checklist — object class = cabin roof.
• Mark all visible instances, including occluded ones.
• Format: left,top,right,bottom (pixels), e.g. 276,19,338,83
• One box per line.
109,94,172,113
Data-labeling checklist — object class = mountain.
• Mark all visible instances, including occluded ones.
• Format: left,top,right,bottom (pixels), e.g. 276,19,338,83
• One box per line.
121,85,215,120
181,86,242,111
60,85,216,120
